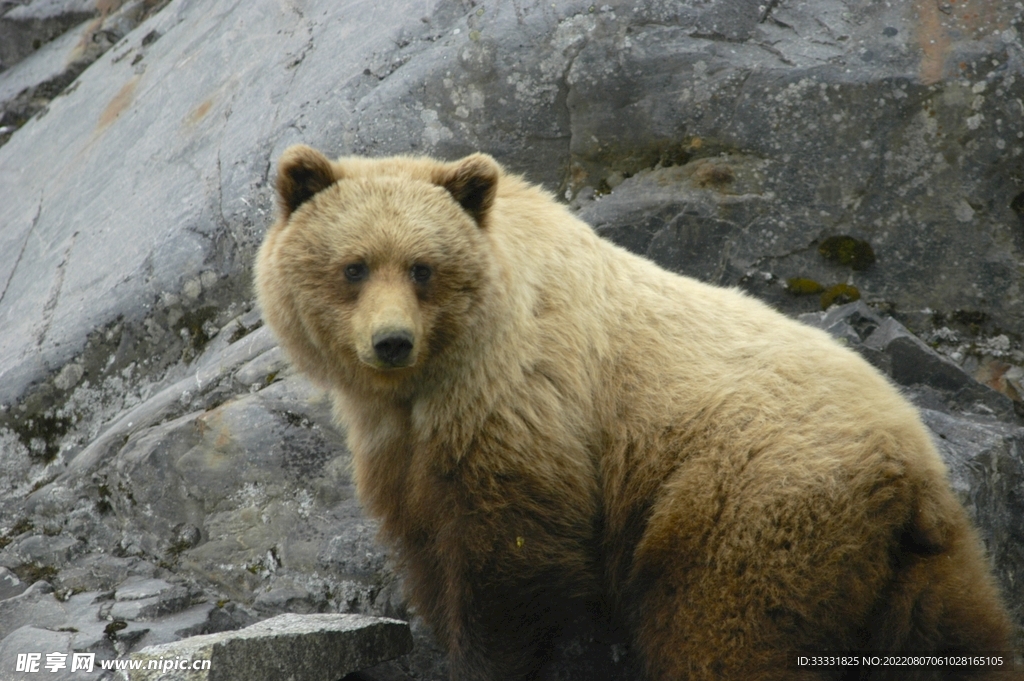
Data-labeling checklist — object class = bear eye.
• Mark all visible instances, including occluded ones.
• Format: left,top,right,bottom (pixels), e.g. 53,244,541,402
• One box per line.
411,264,432,284
343,263,369,283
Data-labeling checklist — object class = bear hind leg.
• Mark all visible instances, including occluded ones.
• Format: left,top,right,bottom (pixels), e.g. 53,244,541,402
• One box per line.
863,520,1015,680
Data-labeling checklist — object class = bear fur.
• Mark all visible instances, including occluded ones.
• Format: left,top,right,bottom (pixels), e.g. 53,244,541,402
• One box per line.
255,145,1014,681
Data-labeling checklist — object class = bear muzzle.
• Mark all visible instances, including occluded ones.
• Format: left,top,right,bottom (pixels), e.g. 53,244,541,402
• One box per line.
371,329,416,368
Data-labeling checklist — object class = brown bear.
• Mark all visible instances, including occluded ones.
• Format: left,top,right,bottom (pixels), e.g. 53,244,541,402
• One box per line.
254,145,1015,680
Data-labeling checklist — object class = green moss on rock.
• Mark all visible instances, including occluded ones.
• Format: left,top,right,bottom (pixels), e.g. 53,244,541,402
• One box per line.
786,277,824,295
818,235,876,271
820,283,861,309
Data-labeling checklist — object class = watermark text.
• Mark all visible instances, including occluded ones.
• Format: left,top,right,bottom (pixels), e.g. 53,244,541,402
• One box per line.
15,652,211,674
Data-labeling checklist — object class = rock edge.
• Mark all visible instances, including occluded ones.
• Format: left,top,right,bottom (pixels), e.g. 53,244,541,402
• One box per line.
118,613,413,681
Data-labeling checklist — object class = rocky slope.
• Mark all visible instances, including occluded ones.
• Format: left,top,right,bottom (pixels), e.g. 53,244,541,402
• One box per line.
0,0,1022,678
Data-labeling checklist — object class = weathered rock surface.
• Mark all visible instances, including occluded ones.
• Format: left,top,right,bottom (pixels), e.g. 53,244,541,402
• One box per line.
571,2,1024,340
0,0,97,71
0,570,254,680
120,613,413,681
0,0,171,146
1,0,1023,678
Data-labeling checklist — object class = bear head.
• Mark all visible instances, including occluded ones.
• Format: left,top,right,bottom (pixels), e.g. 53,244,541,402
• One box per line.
255,145,501,396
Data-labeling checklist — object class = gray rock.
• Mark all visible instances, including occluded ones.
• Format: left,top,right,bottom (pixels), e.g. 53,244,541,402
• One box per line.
0,581,65,640
866,319,1017,419
120,613,413,681
318,520,386,580
125,600,213,645
114,577,178,602
0,0,96,70
104,578,195,622
565,2,1024,340
52,554,159,596
0,625,82,681
52,322,278,481
0,17,93,119
0,0,173,147
920,409,1024,632
0,582,254,677
99,375,355,601
233,346,288,392
0,533,83,570
342,660,415,681
800,301,1019,420
0,567,27,600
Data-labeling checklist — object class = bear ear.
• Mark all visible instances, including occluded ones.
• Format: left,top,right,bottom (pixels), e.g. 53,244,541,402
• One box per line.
434,153,500,227
276,144,338,219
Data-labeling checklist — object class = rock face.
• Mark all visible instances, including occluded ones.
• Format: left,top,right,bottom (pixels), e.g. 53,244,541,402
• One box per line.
0,0,171,146
0,0,1023,678
121,613,413,681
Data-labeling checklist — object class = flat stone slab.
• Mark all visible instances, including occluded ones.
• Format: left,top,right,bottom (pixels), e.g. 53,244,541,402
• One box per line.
118,613,412,681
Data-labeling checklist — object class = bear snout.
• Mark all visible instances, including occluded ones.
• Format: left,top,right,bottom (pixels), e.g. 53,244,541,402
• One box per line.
372,329,415,367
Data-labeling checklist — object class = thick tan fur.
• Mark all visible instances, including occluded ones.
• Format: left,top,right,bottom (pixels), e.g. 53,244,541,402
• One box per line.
255,146,1014,681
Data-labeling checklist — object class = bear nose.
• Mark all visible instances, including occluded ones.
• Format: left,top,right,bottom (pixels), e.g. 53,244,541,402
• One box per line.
372,330,414,366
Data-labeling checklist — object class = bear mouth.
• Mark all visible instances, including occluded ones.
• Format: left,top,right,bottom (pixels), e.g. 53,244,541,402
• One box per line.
370,359,415,371
355,350,418,374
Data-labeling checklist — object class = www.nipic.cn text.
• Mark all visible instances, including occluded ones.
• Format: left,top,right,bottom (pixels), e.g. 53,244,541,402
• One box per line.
15,652,212,673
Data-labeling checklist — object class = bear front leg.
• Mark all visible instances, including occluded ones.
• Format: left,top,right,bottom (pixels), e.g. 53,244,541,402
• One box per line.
400,534,564,681
401,450,602,680
443,579,561,681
